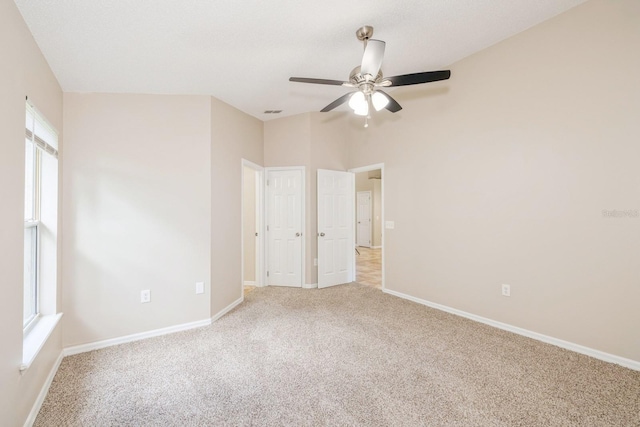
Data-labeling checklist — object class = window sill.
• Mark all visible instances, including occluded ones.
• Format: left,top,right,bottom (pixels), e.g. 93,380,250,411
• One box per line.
21,313,63,372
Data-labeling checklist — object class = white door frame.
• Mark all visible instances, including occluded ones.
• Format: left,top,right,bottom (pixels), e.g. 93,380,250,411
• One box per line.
241,159,265,292
348,163,385,290
356,190,373,248
265,166,306,288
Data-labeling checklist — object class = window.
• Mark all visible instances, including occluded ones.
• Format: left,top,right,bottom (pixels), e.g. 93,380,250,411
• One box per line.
23,103,58,330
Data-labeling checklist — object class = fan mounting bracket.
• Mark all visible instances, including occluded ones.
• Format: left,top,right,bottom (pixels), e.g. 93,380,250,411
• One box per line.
355,26,374,42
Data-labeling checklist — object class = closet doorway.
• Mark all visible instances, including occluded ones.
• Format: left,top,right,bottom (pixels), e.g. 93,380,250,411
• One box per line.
241,160,264,297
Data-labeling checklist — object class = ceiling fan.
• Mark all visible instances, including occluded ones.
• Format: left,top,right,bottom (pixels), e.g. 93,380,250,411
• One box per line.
289,26,451,120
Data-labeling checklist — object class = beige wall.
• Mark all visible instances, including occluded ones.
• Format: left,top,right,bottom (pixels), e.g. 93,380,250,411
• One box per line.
263,114,311,167
347,0,640,362
210,97,264,313
0,0,64,424
264,112,349,285
62,93,212,346
60,93,263,346
242,166,256,282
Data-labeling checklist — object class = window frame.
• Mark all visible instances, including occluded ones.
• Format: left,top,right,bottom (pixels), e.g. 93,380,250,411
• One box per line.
21,101,61,371
23,104,48,331
23,220,40,331
23,134,40,330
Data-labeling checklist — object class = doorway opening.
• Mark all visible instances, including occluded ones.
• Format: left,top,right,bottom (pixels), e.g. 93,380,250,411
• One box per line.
350,165,384,290
241,160,264,297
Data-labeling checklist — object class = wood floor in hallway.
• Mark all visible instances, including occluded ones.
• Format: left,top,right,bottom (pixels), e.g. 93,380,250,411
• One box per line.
356,246,382,289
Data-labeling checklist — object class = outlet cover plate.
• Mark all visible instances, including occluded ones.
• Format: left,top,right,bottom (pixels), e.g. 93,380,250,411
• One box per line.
195,282,205,294
141,289,151,303
501,284,511,297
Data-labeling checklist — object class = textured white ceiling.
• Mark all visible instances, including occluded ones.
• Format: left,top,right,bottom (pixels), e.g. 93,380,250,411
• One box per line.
15,0,587,120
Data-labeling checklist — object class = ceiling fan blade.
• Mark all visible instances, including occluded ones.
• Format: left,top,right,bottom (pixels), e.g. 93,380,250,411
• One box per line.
377,90,402,113
385,70,451,87
321,92,356,112
361,39,386,78
289,77,347,86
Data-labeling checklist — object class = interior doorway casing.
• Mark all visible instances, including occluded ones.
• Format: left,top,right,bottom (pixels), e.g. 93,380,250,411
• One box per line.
348,163,385,291
241,159,265,296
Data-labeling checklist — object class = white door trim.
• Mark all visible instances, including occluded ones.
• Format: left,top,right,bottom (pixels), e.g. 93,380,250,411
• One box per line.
265,166,306,288
348,163,385,291
241,159,264,294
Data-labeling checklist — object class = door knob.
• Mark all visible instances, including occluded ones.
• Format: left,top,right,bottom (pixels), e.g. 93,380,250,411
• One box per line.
319,232,325,237
296,232,300,237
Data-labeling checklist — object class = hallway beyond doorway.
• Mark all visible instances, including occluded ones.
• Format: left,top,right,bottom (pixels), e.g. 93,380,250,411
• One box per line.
355,247,381,289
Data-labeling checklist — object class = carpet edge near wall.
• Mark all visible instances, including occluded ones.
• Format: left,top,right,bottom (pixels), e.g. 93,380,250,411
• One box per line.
383,288,640,371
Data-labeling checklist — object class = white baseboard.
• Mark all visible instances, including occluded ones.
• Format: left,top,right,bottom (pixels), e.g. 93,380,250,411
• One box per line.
383,288,640,371
243,281,256,286
371,246,382,249
63,298,245,358
303,283,318,289
64,318,212,357
211,297,243,322
24,350,64,427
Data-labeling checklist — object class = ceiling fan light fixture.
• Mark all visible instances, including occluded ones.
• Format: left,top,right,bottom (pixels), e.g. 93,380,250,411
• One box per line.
348,91,366,111
354,104,369,116
371,91,389,111
289,26,451,117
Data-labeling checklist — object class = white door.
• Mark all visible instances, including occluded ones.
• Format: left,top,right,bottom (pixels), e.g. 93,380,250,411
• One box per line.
356,191,372,247
317,169,355,289
267,168,303,287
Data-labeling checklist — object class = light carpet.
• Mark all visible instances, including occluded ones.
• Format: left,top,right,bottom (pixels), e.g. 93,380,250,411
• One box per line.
35,284,640,426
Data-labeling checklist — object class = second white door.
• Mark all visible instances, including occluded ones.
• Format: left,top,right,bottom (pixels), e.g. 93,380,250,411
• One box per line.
317,169,355,289
356,191,372,247
267,168,303,287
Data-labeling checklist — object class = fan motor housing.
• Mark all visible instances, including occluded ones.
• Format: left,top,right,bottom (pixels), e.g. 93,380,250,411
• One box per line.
349,66,382,94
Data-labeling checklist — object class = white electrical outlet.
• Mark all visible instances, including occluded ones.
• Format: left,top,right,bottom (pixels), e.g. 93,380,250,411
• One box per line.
385,221,395,229
314,258,318,266
501,284,511,297
195,281,204,294
141,289,151,303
